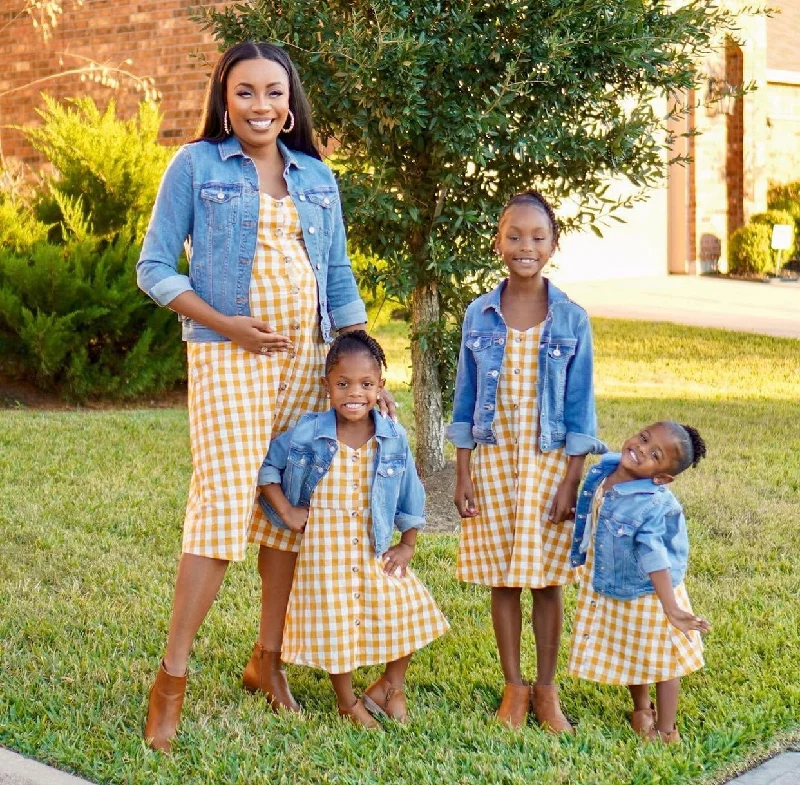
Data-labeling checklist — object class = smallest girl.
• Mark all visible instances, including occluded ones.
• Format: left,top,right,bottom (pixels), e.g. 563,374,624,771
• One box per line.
258,331,449,728
568,422,711,743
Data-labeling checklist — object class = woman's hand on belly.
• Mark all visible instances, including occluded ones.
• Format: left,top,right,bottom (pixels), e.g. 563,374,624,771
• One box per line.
223,315,292,355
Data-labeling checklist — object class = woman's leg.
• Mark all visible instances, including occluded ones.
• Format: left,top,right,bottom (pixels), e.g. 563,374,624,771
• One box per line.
164,553,229,675
146,553,229,751
241,545,300,712
491,586,524,684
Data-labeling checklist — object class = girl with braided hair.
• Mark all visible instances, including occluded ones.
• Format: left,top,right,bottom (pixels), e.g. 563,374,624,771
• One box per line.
447,190,605,732
257,331,449,728
568,421,710,743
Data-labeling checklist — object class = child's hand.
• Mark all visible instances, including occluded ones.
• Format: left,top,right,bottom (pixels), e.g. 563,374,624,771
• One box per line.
454,475,479,518
666,607,711,636
547,480,578,524
382,543,414,577
283,505,310,533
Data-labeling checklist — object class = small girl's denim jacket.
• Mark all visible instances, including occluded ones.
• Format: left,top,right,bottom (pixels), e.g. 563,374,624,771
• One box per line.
257,409,425,557
137,136,367,343
446,279,605,456
570,453,690,600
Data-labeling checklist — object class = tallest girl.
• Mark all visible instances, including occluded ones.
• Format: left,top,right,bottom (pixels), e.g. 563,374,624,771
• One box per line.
136,42,389,751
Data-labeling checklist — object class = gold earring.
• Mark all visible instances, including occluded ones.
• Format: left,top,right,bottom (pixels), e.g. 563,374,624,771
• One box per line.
223,110,231,135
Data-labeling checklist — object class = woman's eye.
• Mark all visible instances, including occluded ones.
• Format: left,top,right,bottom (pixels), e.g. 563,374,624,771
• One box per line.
269,90,284,98
236,91,252,98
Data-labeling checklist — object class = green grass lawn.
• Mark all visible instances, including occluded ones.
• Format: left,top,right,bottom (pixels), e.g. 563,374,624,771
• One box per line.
1,318,799,785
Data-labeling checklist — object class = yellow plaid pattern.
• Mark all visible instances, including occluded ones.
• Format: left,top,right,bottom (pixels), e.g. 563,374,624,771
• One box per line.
457,325,574,588
183,194,328,560
567,489,704,685
282,438,449,674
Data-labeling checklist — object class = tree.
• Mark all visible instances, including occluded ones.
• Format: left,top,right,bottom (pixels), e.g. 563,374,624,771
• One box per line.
194,0,748,475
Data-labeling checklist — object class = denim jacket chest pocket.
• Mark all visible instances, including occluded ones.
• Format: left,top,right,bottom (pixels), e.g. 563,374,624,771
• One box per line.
285,446,323,504
598,510,646,586
302,187,337,238
199,183,242,229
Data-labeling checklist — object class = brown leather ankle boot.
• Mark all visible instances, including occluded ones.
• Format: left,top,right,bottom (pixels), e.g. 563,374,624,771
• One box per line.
496,682,530,729
144,660,187,753
530,683,574,734
242,643,301,712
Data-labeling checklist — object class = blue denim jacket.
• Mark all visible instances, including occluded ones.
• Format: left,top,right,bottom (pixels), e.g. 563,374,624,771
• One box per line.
446,279,605,455
257,409,425,557
136,136,367,342
570,453,690,600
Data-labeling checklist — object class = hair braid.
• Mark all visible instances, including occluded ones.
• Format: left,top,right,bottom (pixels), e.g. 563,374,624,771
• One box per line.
325,330,387,375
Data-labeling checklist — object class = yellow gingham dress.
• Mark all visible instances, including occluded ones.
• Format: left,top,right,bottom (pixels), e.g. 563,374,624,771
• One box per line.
567,487,704,685
457,325,574,588
282,438,450,674
182,194,327,561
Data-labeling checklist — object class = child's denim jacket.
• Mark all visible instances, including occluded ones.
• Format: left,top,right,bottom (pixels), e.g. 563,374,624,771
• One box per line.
570,453,690,600
446,279,605,456
257,409,425,557
137,136,366,343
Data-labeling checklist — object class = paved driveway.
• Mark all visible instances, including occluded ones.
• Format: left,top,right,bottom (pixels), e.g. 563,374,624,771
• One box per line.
556,275,800,339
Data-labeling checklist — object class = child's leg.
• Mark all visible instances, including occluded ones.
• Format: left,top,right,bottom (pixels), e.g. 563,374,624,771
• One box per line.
655,677,680,734
330,672,357,711
364,654,412,722
491,586,524,683
628,683,657,737
628,684,652,712
531,585,563,684
529,585,573,733
241,546,300,712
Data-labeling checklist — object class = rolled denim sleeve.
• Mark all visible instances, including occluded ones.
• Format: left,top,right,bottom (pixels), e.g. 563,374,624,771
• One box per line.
136,146,195,307
394,438,426,532
325,180,367,330
445,313,477,450
564,315,606,456
635,504,672,575
257,429,292,486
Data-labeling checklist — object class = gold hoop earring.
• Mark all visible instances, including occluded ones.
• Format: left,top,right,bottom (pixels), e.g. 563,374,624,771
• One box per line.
223,110,231,135
281,110,295,134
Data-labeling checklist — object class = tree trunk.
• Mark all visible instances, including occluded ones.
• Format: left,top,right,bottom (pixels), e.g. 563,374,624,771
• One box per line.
410,281,445,477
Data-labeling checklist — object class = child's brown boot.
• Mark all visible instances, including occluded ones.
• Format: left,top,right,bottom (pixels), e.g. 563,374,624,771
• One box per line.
144,660,187,753
363,675,408,723
338,698,382,729
630,702,657,738
530,683,574,734
647,726,681,744
242,643,301,712
496,682,530,729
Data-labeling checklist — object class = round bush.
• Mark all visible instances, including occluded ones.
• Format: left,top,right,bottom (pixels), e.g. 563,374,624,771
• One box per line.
728,223,773,276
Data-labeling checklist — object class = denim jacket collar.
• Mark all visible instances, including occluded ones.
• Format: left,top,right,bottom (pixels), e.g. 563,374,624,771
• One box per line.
218,135,305,172
310,408,400,443
479,278,570,315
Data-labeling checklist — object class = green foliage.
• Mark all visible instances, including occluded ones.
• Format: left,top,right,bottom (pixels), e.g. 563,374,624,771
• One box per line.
195,0,752,439
0,233,185,400
728,222,773,276
21,95,172,243
0,169,50,251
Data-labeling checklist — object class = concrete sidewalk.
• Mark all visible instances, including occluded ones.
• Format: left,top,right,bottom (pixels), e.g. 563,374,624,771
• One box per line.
0,749,96,785
556,275,800,339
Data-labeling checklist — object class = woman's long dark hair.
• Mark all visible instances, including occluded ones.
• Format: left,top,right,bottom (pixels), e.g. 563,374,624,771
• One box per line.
194,41,320,160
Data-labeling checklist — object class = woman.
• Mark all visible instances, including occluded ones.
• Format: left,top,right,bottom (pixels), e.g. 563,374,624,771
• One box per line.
136,41,392,752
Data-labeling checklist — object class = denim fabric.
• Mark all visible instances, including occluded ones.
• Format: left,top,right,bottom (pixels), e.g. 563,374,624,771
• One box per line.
136,136,366,342
446,279,605,455
257,409,425,557
570,453,690,600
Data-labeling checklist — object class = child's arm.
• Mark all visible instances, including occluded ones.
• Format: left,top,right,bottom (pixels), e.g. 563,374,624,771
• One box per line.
445,309,478,452
454,446,479,518
260,483,309,533
548,454,585,523
384,436,425,577
649,569,711,635
383,527,417,578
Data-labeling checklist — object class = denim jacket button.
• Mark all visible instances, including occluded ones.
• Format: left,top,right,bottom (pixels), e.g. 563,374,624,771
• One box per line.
387,468,394,476
298,194,306,201
216,191,224,200
316,263,321,270
490,370,499,378
553,348,561,357
308,226,316,234
323,197,330,205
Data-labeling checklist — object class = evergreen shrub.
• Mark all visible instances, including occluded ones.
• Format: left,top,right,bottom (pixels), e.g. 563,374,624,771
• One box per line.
727,223,773,276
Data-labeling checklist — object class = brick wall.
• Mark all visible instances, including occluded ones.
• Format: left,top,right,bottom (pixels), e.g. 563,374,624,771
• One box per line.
0,0,228,167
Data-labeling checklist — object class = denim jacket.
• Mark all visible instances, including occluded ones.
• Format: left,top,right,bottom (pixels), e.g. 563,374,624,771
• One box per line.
136,136,367,342
446,279,605,455
570,453,690,600
257,409,425,557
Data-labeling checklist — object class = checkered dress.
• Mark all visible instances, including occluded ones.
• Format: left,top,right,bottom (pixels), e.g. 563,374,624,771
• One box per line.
567,487,705,685
457,325,574,588
182,194,327,561
282,438,450,674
